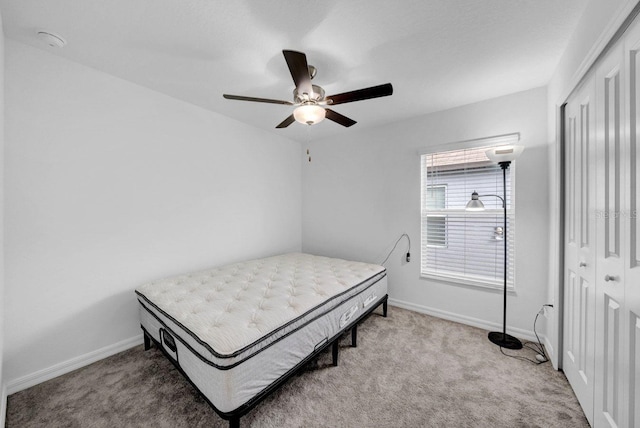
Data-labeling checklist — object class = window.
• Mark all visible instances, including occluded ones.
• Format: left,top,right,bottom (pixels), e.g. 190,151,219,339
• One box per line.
420,135,517,289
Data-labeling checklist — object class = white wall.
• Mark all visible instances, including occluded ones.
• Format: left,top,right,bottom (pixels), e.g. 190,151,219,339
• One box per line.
302,87,549,337
0,8,6,427
545,0,639,368
3,41,302,388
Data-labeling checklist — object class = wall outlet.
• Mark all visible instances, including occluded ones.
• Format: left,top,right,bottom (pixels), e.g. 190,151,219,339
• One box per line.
543,305,553,318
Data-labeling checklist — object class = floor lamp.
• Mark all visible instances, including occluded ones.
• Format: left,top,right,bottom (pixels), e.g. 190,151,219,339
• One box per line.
465,145,524,350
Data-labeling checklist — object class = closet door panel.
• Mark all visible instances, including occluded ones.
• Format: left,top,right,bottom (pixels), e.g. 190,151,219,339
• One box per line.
630,315,640,426
603,296,621,426
564,74,597,425
595,41,627,428
625,21,640,427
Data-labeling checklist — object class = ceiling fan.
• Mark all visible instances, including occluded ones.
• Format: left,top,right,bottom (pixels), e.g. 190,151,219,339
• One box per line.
223,50,393,128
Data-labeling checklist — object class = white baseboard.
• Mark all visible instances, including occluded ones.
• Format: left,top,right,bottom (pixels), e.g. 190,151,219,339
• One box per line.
1,383,7,428
543,334,556,368
388,297,544,343
6,334,143,395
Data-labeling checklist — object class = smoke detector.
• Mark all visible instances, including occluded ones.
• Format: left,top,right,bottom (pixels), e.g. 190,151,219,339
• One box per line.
37,31,66,48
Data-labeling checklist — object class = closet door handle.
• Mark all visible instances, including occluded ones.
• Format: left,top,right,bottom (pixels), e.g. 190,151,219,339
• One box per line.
579,261,587,267
604,275,616,282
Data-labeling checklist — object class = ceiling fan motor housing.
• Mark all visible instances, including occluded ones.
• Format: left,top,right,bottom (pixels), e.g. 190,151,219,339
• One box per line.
294,84,325,104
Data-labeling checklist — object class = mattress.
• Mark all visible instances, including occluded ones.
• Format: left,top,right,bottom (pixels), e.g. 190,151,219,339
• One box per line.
136,252,387,414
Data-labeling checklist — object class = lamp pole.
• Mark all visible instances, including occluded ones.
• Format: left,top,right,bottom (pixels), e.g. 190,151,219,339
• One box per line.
467,143,524,349
486,161,522,349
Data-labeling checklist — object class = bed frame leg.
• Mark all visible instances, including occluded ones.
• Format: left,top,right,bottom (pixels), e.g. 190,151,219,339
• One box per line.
143,332,152,351
332,340,339,366
383,299,388,318
351,325,357,347
229,416,240,428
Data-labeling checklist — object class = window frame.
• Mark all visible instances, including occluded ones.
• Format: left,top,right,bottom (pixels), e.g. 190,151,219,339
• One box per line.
419,133,519,291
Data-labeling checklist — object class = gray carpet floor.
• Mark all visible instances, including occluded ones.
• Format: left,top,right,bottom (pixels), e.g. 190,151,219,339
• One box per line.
6,306,589,427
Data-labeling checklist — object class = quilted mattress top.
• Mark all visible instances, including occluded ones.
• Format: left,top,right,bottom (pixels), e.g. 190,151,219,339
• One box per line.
136,253,385,355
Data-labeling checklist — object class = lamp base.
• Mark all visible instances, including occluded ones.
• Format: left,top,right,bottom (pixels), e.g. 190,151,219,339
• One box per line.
488,331,523,349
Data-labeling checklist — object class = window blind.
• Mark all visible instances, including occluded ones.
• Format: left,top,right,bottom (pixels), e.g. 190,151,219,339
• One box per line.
420,143,516,289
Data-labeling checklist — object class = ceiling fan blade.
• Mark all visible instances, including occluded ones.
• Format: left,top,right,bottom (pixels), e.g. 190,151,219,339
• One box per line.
276,114,296,128
282,50,312,95
326,83,393,105
223,94,293,105
325,109,357,127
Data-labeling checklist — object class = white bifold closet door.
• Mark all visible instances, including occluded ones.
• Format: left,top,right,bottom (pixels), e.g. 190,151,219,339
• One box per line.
624,21,640,428
594,39,626,428
564,70,597,426
564,13,640,428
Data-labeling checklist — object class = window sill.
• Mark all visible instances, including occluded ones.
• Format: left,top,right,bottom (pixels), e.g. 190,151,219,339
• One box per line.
420,272,516,294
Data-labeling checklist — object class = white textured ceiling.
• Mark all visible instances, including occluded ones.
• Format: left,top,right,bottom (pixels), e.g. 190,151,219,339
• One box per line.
1,0,587,142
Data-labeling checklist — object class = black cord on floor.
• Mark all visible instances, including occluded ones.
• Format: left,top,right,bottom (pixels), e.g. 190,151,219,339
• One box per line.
499,307,549,365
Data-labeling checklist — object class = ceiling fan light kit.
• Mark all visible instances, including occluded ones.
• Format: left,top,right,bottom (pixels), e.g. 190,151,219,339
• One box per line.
294,104,326,125
223,50,393,129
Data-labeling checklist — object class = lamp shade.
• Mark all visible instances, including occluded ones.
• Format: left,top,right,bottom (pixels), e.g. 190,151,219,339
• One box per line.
485,145,524,163
465,191,485,211
293,104,326,125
